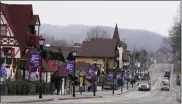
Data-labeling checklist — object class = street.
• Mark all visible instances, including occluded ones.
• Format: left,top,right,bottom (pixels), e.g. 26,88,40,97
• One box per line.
27,64,180,104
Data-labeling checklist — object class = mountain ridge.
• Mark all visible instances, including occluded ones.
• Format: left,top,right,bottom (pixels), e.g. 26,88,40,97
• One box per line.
40,24,165,52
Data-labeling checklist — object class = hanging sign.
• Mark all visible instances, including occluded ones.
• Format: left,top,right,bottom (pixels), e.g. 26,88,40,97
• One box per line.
108,72,113,80
65,61,74,73
29,51,40,67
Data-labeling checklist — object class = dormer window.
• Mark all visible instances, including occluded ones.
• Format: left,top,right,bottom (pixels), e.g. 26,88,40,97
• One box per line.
0,24,7,36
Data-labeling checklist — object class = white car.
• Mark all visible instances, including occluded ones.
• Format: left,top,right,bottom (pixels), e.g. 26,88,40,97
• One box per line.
138,84,151,91
161,83,170,91
162,77,169,83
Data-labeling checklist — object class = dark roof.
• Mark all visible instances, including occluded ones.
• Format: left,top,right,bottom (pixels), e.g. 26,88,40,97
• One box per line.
30,15,40,25
55,66,69,77
75,61,90,72
77,38,117,58
112,23,122,47
123,51,130,61
0,3,40,48
62,50,71,60
74,43,81,47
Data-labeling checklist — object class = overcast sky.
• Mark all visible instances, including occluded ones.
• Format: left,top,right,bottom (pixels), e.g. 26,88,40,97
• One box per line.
2,1,180,36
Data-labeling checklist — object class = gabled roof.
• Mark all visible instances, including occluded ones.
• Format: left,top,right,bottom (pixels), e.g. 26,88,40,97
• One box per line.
77,38,117,58
0,3,40,48
112,23,122,47
30,15,40,25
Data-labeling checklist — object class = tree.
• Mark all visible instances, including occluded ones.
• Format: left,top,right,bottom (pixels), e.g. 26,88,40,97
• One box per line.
168,5,181,61
42,34,69,47
51,39,69,47
85,26,110,40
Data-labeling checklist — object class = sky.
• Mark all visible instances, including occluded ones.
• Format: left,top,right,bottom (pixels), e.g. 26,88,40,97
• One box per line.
2,1,180,36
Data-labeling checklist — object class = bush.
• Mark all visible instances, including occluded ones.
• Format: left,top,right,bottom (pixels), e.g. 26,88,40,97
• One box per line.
4,80,53,95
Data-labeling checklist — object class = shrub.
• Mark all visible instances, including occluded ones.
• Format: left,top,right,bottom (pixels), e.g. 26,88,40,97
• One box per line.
5,80,52,95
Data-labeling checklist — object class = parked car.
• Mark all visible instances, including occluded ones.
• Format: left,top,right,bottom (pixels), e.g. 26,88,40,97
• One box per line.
176,77,180,86
161,83,170,91
138,83,151,91
162,77,169,83
164,70,170,79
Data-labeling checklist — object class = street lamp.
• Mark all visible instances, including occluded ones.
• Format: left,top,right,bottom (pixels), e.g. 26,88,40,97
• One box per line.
39,36,45,99
112,67,115,95
72,50,77,97
93,59,97,96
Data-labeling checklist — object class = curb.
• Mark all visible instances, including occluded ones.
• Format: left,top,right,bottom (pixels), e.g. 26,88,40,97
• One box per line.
5,96,103,103
5,98,54,103
116,85,138,95
176,92,181,103
57,96,103,100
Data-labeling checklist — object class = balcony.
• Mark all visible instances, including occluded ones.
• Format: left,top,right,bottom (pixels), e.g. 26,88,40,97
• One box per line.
27,34,40,47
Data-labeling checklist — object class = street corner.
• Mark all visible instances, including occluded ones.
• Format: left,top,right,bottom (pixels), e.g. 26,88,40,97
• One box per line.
57,96,103,101
5,98,54,103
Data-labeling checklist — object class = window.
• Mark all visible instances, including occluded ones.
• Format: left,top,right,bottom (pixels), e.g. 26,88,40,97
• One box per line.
0,24,7,36
3,47,11,57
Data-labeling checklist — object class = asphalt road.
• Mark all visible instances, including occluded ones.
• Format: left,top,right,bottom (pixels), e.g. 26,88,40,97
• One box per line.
34,64,180,104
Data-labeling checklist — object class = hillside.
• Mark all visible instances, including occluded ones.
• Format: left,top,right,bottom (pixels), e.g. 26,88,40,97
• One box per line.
40,24,165,52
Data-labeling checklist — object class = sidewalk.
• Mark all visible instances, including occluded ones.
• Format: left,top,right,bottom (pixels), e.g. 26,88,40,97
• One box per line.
76,83,137,96
1,83,138,103
1,94,100,103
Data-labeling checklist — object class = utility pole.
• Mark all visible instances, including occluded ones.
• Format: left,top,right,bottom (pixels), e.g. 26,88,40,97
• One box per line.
140,49,142,75
132,46,135,74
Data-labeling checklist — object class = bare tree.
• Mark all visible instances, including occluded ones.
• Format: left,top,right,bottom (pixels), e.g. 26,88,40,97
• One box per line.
42,34,69,47
52,39,69,47
168,5,181,61
85,26,110,41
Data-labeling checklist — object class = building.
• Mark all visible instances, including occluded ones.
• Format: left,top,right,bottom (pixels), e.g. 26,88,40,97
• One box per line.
0,3,41,79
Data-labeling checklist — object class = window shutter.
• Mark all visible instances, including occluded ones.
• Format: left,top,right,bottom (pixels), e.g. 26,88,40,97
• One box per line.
11,48,15,57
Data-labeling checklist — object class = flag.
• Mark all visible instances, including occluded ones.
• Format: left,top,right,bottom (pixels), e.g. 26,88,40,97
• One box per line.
9,59,13,79
12,64,17,80
36,67,40,79
1,58,7,79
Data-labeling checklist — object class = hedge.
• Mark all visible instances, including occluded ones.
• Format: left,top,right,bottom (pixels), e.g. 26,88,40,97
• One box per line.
1,80,53,95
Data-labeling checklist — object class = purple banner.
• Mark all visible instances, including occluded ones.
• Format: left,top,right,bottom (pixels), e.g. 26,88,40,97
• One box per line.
87,67,93,77
29,51,40,67
66,61,74,73
108,72,113,80
118,73,122,79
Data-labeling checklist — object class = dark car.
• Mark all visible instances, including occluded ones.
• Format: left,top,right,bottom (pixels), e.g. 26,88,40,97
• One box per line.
177,77,180,86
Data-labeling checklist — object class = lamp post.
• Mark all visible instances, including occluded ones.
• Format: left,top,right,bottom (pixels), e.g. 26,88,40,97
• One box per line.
93,59,97,96
72,50,77,97
112,67,115,95
39,36,45,99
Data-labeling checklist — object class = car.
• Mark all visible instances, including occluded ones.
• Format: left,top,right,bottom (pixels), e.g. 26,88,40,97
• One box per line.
176,77,180,86
164,70,171,79
161,83,170,91
138,83,151,91
162,77,169,83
